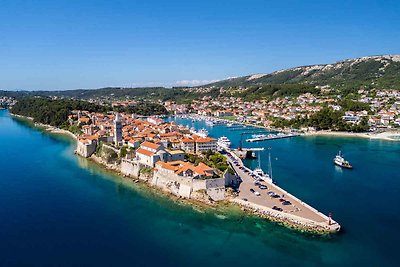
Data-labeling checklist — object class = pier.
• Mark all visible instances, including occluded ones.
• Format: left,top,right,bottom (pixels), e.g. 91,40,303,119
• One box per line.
246,133,300,142
225,151,340,233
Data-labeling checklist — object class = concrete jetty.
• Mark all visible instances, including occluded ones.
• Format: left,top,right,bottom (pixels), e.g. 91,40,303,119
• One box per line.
225,151,341,233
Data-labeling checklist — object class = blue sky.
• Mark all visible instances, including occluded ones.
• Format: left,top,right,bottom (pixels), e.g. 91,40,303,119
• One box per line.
1,0,399,90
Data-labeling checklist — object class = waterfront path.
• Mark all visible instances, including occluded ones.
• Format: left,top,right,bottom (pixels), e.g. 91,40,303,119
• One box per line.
225,151,340,232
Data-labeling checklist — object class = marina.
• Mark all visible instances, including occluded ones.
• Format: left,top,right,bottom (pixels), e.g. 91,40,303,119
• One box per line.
246,133,300,142
225,150,340,233
170,114,341,233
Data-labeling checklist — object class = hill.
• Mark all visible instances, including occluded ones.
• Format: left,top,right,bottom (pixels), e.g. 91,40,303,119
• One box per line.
204,55,400,91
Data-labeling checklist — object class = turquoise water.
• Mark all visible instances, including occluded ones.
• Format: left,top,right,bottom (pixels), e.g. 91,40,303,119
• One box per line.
1,110,399,266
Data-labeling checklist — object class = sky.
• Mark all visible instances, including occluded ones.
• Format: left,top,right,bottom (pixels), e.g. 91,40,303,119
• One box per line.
1,0,399,90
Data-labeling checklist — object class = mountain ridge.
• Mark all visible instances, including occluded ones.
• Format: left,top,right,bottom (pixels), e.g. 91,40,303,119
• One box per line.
202,54,400,90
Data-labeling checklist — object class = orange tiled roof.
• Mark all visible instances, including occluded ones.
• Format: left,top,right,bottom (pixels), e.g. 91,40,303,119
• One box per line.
141,141,160,150
136,148,155,157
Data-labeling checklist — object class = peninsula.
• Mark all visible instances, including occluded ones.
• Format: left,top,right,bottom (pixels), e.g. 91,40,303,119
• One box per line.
9,97,341,234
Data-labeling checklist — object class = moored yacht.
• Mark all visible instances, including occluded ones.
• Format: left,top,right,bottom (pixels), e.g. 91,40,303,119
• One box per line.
196,128,209,138
333,151,353,169
252,151,273,183
217,136,231,150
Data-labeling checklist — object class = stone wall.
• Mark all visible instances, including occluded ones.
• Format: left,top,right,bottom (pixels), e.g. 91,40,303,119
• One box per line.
223,170,237,187
152,172,193,198
76,141,96,158
205,178,225,201
121,159,140,178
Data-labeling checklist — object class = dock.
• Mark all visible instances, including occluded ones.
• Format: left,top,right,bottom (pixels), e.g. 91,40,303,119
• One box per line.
225,151,341,233
246,133,299,142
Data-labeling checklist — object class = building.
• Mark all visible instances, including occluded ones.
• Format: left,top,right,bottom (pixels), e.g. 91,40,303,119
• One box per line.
195,137,217,153
113,113,123,145
181,138,195,153
76,136,97,158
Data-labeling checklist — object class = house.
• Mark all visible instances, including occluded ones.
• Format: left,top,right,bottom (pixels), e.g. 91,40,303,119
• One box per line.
135,141,164,167
155,161,214,179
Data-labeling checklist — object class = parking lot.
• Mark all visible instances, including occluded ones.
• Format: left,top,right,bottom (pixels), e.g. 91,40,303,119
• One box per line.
226,152,328,223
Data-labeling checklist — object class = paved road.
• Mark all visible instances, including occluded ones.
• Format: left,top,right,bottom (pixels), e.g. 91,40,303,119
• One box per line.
226,152,328,223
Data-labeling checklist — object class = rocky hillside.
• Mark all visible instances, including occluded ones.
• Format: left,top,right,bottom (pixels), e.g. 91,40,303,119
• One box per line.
205,55,400,90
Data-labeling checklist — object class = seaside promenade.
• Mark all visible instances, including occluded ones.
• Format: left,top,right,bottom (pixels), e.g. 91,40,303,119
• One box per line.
225,152,341,233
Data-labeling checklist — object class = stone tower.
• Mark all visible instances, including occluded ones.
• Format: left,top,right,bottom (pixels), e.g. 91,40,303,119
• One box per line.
113,113,123,145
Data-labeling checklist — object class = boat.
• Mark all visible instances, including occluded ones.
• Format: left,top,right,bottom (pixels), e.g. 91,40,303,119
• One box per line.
196,128,209,138
246,133,298,142
217,136,231,150
333,151,353,169
205,120,214,126
252,134,267,139
252,151,273,183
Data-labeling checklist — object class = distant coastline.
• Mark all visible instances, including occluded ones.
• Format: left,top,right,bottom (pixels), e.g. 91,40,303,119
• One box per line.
303,129,400,141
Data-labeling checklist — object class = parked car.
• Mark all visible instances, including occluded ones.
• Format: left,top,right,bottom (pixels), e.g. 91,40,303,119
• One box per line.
282,200,292,205
259,185,268,190
242,198,248,201
250,188,255,193
272,206,283,212
254,191,261,196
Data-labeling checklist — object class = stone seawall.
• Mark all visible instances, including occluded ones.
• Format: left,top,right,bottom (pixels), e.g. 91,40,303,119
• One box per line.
121,159,140,178
233,199,340,234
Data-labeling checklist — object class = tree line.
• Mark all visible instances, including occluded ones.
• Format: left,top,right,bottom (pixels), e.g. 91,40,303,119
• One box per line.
272,107,369,132
11,97,168,127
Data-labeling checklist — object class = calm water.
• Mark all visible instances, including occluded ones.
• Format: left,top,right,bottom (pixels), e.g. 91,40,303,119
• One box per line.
1,110,399,266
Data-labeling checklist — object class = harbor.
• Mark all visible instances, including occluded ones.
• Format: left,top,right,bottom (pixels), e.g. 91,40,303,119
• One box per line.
169,114,341,233
225,150,340,233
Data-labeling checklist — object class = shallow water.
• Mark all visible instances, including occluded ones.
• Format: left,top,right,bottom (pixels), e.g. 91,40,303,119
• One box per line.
0,110,399,266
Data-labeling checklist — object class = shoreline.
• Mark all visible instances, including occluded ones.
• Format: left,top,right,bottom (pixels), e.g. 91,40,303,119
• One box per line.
303,129,400,141
180,114,400,142
10,113,77,140
11,112,336,236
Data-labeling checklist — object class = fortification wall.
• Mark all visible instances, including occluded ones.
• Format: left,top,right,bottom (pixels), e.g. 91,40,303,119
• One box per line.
121,159,140,178
76,142,96,158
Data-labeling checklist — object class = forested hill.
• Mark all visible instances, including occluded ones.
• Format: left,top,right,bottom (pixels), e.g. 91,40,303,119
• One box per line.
204,55,400,90
10,97,168,127
2,55,399,102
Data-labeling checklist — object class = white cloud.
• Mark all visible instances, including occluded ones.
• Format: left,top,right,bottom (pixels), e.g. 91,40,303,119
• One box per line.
175,79,219,86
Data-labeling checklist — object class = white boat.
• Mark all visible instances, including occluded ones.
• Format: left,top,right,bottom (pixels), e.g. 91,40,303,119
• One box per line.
252,151,273,183
252,134,267,139
217,136,231,150
196,128,209,138
334,151,353,169
205,120,214,126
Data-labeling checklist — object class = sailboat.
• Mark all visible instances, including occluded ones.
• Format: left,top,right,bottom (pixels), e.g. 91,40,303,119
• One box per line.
252,149,273,183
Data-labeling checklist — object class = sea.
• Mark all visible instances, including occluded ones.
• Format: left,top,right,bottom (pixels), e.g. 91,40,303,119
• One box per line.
0,109,399,266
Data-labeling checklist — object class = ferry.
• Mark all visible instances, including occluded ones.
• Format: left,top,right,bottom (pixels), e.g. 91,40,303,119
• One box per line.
217,136,231,150
333,151,353,169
